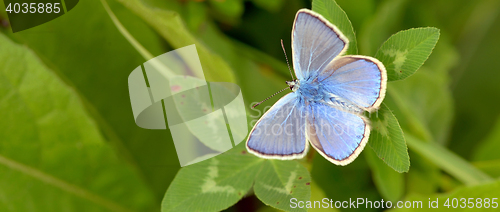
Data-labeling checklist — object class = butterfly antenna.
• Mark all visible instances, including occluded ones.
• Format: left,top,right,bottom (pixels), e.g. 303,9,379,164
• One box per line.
252,86,290,108
281,39,294,80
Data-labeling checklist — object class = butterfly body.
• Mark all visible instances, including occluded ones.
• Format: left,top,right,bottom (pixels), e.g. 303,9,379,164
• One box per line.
246,9,387,165
297,78,362,113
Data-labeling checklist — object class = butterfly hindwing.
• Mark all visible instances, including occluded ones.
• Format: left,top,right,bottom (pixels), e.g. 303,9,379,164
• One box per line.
246,93,308,159
306,102,370,165
319,55,387,111
292,9,348,81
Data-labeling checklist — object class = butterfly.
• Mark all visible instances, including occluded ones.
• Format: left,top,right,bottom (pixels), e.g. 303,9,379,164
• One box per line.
246,9,387,165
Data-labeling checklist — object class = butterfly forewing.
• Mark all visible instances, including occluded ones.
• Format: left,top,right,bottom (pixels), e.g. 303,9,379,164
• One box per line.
292,9,348,81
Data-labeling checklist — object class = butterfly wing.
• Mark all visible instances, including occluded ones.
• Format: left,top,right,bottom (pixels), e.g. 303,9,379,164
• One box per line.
306,102,370,165
292,9,348,81
318,55,387,111
246,93,308,159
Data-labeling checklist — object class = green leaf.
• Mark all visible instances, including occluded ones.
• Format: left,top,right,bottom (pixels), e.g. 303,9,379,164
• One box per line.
311,152,381,207
368,104,410,173
115,0,236,83
162,143,311,212
0,33,156,212
375,27,440,81
405,134,493,185
254,160,311,212
385,41,457,144
312,0,358,55
365,148,405,202
168,76,228,152
162,144,261,211
9,0,177,198
392,180,500,211
382,41,457,195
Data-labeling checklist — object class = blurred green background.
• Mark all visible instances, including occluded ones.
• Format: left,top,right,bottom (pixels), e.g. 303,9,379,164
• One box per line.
1,0,499,211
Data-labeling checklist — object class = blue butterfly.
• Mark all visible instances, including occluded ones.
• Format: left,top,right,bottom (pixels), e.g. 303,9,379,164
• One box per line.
246,9,387,165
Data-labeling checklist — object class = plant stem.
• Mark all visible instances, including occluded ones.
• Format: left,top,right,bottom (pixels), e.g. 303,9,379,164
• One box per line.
406,134,493,185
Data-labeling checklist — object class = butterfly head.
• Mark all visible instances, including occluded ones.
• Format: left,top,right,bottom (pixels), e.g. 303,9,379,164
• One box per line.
286,79,300,92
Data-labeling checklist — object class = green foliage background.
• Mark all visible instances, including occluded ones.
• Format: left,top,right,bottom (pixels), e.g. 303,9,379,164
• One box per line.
1,0,500,211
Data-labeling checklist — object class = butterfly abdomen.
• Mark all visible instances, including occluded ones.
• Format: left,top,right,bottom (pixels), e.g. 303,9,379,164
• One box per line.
325,95,363,114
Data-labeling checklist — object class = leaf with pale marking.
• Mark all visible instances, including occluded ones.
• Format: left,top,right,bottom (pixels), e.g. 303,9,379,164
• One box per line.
312,0,358,55
385,41,457,145
0,33,156,212
162,144,311,212
254,160,311,212
368,104,410,173
162,144,261,211
375,27,440,81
